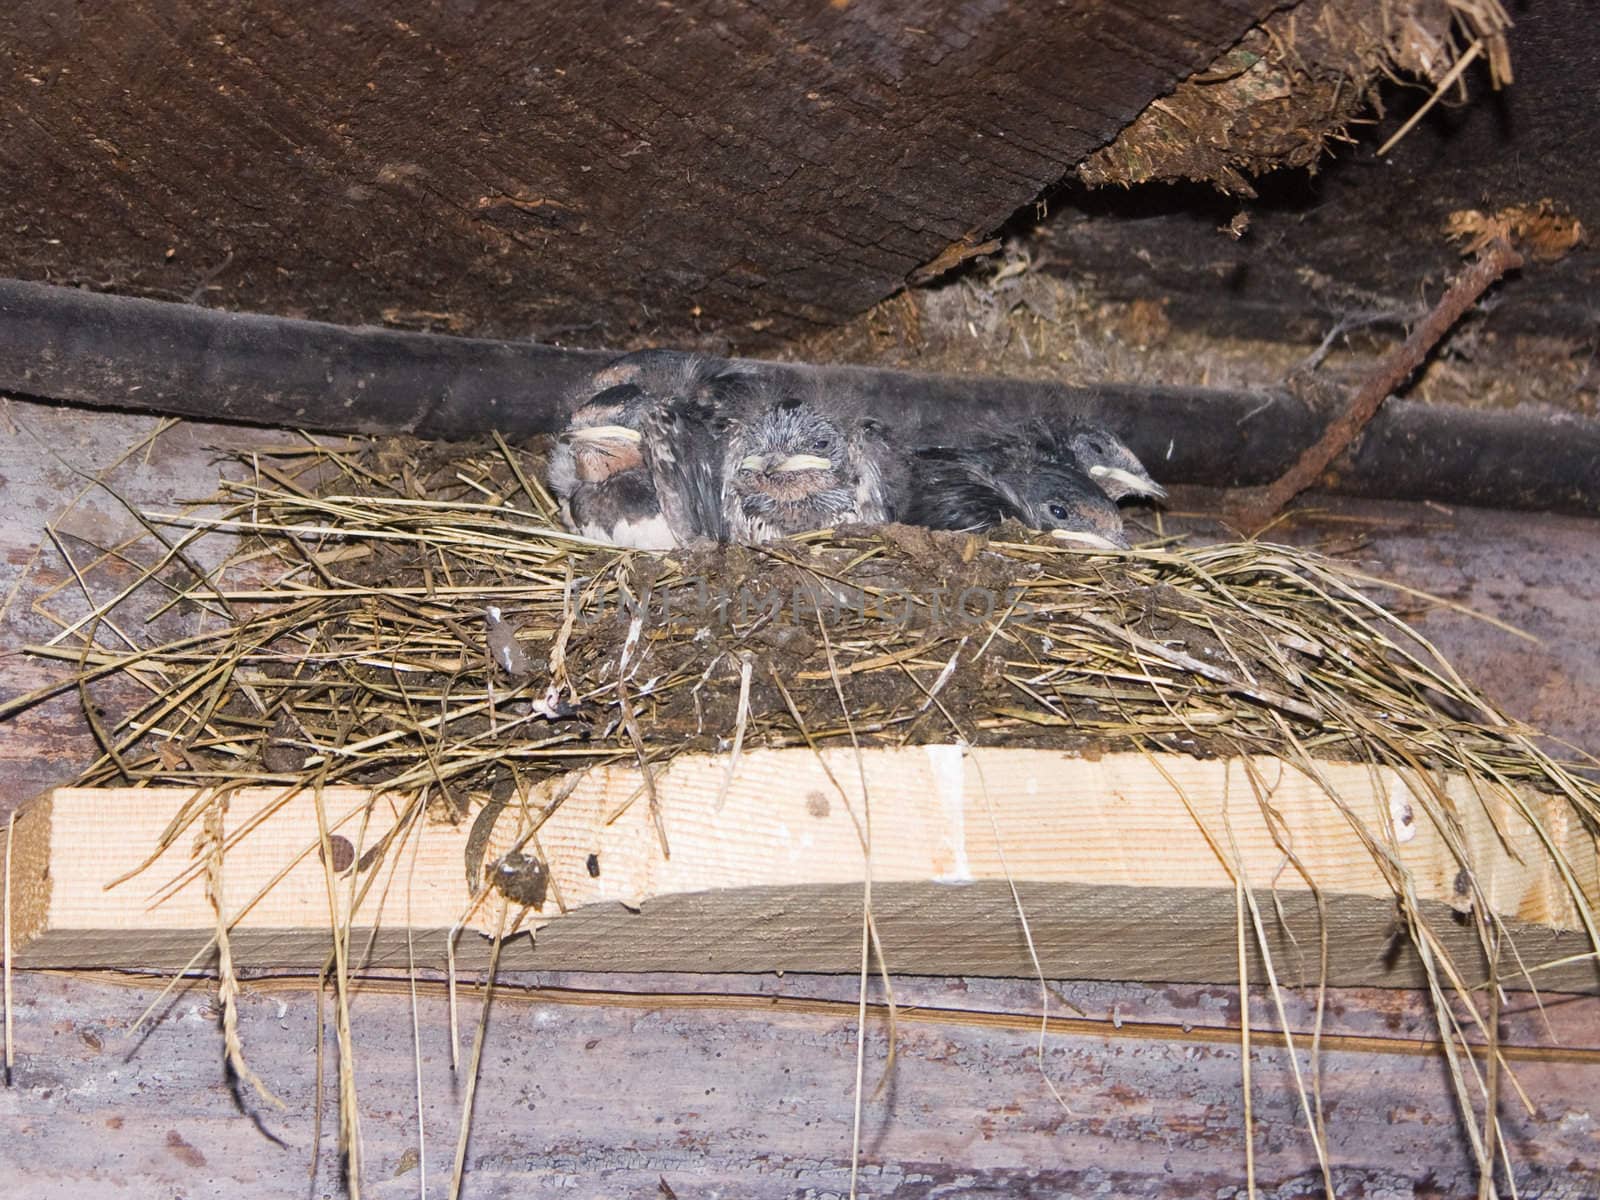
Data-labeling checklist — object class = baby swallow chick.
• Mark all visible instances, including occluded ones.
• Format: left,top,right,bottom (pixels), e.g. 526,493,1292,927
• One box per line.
638,384,731,545
547,374,670,549
722,378,903,543
906,440,1129,549
548,350,744,549
974,398,1165,504
1059,422,1166,503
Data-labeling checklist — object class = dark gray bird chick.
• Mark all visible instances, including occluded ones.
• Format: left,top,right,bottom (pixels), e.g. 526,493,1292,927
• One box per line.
906,442,1129,549
965,401,1164,504
721,379,903,543
548,351,742,549
1059,423,1165,503
637,384,731,545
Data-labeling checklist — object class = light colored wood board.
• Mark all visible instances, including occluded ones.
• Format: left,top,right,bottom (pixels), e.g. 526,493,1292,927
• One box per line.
6,786,51,958
7,749,1598,982
3,971,1596,1198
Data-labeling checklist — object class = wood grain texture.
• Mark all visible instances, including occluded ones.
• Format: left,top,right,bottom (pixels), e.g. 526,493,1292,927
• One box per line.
1044,0,1600,343
0,0,1277,344
3,970,1597,1197
10,750,1598,987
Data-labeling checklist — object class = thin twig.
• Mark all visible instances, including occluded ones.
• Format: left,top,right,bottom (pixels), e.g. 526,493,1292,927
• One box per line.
450,894,510,1200
1230,238,1524,529
714,652,754,811
1377,41,1485,157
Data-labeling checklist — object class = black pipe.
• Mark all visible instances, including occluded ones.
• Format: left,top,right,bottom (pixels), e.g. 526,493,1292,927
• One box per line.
2,279,1596,516
0,278,607,437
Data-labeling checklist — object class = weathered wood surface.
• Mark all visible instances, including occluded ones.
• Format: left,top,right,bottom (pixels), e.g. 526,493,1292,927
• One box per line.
2,970,1596,1197
6,280,1600,512
1043,0,1600,342
0,0,1277,345
10,749,1598,987
0,279,611,435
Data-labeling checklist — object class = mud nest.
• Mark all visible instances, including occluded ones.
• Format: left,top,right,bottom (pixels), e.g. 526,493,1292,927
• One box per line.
1081,0,1513,195
9,432,1595,837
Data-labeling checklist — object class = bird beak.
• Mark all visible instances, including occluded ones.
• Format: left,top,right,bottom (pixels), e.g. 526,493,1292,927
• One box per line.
736,452,833,474
772,454,832,473
1049,529,1128,551
564,424,643,445
1089,465,1167,500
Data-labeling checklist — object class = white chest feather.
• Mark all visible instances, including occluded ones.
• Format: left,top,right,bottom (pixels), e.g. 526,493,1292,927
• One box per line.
581,513,676,551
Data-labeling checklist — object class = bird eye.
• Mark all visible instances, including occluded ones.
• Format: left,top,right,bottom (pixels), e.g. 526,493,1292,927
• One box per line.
778,398,804,412
1048,502,1071,521
810,436,832,453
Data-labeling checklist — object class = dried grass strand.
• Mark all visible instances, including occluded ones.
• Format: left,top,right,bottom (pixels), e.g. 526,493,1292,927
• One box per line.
3,811,13,1088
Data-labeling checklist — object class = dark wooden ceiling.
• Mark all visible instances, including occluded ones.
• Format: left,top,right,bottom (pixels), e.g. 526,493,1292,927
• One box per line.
1040,0,1600,343
1,0,1275,345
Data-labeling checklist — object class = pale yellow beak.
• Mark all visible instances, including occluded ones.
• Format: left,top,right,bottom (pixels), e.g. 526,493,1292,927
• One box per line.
1049,529,1125,551
1089,464,1166,500
566,424,642,444
772,453,832,473
737,452,831,474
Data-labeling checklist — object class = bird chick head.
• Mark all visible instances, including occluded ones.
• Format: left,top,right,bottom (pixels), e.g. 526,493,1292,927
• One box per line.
733,396,849,503
723,391,889,539
558,383,653,484
1064,425,1166,502
1015,463,1131,550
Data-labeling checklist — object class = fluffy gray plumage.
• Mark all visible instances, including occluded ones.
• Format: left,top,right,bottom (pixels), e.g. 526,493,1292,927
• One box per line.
908,398,1163,509
721,377,904,543
546,358,1157,550
1058,423,1165,502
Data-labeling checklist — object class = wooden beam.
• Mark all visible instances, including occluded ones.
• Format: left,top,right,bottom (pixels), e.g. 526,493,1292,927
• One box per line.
0,278,609,435
7,749,1598,987
0,1,1279,344
1046,1,1600,346
15,970,1599,1196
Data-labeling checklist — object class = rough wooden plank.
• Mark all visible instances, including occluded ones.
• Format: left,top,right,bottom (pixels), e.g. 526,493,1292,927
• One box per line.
9,885,1593,992
3,970,1597,1197
10,750,1597,986
0,0,1278,345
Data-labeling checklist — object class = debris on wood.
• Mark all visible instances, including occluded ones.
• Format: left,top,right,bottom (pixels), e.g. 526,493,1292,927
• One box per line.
1080,0,1513,195
1447,199,1586,263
